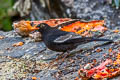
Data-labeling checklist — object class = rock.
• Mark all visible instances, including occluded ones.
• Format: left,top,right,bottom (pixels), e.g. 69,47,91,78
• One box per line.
69,0,120,29
0,27,120,79
1,0,120,79
0,31,46,58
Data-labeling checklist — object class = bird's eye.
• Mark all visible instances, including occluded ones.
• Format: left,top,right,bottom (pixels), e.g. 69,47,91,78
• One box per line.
36,23,45,28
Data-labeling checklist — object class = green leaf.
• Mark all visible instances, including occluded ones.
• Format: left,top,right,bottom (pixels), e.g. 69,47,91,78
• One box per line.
2,18,12,31
0,0,13,31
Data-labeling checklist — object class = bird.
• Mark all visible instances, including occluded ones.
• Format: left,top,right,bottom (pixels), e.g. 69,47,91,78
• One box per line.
36,23,113,52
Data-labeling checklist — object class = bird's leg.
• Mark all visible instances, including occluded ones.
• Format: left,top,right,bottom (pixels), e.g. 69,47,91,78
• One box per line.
49,51,71,67
50,52,65,63
53,51,70,65
51,51,70,63
61,51,70,62
49,52,65,68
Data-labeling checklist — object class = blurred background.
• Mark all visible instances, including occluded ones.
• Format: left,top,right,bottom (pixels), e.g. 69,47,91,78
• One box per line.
0,0,120,31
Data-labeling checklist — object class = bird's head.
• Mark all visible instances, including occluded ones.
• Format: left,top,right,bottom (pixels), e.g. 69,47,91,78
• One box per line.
36,23,50,33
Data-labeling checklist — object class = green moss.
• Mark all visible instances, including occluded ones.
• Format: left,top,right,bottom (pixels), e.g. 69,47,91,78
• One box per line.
0,0,13,31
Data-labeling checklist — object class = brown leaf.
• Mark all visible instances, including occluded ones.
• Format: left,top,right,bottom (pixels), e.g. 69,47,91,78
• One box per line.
12,42,24,47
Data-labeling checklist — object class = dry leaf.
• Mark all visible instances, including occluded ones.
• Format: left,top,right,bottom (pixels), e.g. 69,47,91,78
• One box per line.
32,77,37,80
113,30,119,33
12,42,24,47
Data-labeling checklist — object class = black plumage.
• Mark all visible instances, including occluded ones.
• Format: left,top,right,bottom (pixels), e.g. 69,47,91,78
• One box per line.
36,23,113,52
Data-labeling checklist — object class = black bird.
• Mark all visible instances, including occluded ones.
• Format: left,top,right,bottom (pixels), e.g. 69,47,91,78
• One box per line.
36,23,113,52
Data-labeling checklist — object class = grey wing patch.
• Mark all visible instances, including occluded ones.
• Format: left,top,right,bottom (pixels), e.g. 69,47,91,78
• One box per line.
54,33,82,43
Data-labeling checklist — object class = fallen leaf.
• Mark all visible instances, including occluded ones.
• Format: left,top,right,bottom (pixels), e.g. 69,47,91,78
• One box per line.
13,19,107,38
74,77,79,80
78,59,112,79
108,48,112,53
13,21,38,36
113,30,119,33
13,18,72,36
60,20,107,37
12,42,24,47
96,48,102,52
91,26,108,32
32,77,37,80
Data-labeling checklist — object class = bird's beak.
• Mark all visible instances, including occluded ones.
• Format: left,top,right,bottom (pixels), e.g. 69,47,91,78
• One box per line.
30,24,40,31
30,27,39,31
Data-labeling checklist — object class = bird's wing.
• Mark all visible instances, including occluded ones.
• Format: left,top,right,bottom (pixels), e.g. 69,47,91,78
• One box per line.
53,32,113,44
54,32,82,43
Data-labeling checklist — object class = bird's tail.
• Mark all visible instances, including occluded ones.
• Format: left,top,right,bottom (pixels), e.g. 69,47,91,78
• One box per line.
83,37,113,42
89,38,113,42
67,37,113,44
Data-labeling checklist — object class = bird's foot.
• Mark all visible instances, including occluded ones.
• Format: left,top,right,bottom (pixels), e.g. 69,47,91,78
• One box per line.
49,52,70,67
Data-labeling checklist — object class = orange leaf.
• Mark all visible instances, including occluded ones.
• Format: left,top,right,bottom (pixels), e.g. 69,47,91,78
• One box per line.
32,77,37,80
74,77,79,80
12,42,24,47
60,20,106,36
96,48,102,52
108,48,112,53
113,30,119,33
